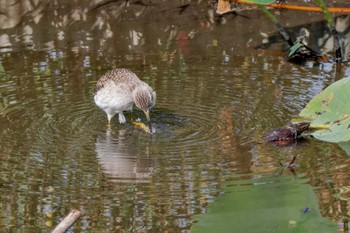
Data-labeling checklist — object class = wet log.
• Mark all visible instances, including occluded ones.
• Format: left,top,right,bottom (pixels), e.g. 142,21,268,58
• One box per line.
51,209,83,233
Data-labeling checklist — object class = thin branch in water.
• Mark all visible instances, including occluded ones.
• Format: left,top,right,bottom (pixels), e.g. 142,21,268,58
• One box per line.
51,209,83,233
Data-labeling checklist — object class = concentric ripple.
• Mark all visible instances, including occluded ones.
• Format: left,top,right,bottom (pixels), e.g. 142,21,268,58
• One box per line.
0,48,345,233
0,74,98,165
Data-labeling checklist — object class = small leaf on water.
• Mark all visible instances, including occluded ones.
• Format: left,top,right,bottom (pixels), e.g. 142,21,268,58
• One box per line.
45,221,53,227
47,186,55,192
46,212,53,218
287,42,303,58
289,220,297,228
216,0,232,14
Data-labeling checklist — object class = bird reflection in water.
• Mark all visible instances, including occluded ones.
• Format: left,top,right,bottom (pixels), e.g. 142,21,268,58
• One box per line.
95,129,154,183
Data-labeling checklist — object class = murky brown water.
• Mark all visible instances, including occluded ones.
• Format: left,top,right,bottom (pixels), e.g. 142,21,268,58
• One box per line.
1,1,350,232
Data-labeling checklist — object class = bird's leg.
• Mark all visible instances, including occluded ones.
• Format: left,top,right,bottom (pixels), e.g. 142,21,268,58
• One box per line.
107,114,112,128
118,113,126,124
130,111,135,124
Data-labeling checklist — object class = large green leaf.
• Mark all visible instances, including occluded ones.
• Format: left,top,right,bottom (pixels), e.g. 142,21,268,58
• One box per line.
191,176,336,233
243,0,275,3
299,77,350,143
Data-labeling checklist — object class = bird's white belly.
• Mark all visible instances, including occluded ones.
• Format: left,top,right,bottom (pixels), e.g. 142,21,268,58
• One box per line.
94,84,134,115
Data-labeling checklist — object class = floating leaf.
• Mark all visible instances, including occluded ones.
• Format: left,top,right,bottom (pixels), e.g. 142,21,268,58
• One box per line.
216,0,232,14
299,78,350,143
45,221,53,227
191,176,336,233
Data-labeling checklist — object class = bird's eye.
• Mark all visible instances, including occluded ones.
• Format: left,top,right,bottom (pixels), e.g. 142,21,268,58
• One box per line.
148,97,154,107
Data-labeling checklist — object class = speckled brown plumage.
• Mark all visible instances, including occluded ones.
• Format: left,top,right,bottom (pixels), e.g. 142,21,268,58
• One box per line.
94,68,156,127
96,68,140,92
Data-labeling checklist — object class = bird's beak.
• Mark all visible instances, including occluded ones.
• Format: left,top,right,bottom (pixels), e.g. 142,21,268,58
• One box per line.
144,110,153,133
144,110,151,122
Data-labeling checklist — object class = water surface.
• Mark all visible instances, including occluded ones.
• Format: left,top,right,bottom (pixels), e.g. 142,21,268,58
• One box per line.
1,1,350,232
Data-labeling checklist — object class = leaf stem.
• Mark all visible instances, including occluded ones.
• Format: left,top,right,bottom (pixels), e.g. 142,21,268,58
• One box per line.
315,0,342,61
257,4,294,47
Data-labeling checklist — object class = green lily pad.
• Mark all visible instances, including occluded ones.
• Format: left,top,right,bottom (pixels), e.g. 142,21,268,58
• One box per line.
299,78,350,143
191,176,337,233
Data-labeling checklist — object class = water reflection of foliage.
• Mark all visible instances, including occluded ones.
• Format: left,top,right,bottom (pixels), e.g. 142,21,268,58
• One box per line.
302,145,350,226
0,0,214,55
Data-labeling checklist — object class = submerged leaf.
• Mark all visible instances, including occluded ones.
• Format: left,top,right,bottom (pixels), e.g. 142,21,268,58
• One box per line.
299,78,350,143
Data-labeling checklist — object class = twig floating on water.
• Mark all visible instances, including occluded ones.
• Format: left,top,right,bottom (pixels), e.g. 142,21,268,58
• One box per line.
51,209,83,233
